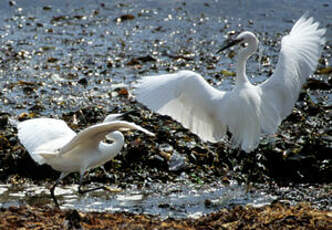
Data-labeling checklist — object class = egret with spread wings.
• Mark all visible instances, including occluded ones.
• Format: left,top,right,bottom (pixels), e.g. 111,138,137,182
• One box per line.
17,113,154,207
134,15,325,153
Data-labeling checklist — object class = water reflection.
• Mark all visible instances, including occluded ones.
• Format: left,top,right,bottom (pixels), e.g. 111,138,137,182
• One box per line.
0,181,276,219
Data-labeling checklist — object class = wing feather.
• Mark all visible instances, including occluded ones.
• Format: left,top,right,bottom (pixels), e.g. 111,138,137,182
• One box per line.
17,118,76,165
258,15,325,133
134,70,227,142
59,121,154,154
133,15,325,152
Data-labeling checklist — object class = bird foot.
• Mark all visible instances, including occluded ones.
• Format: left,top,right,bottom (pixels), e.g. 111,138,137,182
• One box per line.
103,186,122,193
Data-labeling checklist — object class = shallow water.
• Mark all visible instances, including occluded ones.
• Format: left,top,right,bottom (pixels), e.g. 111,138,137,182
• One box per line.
0,0,330,115
0,180,277,218
1,180,330,218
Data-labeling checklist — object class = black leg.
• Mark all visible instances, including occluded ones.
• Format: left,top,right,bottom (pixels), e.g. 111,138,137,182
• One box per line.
101,166,116,182
235,147,243,157
50,182,60,208
77,171,119,194
78,184,109,194
50,172,69,208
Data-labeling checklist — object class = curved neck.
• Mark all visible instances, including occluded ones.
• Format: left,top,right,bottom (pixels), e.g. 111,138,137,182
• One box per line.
236,40,258,86
99,131,124,160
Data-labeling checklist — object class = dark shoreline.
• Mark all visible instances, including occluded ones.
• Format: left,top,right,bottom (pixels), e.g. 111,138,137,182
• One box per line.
0,202,331,229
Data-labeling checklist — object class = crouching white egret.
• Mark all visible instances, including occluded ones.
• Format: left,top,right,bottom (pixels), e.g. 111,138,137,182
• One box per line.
134,15,326,153
17,113,154,207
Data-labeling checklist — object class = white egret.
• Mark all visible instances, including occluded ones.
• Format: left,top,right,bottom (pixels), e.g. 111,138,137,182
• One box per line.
17,113,155,207
134,15,326,153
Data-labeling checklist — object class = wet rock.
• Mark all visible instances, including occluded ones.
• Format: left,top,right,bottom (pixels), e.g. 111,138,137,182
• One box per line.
22,86,34,95
9,1,16,7
158,203,170,209
0,114,9,127
42,5,52,11
136,55,156,63
117,88,129,96
315,66,332,75
0,136,10,150
304,78,331,90
64,209,82,230
78,77,88,86
115,14,135,23
158,143,173,153
51,15,68,23
220,69,236,77
106,60,113,68
148,154,165,168
47,57,59,63
127,58,140,66
168,151,187,172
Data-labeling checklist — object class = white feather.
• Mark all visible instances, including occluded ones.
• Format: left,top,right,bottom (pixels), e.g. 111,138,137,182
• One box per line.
259,16,326,123
17,116,155,207
134,15,325,153
135,70,227,142
17,118,75,165
17,118,154,170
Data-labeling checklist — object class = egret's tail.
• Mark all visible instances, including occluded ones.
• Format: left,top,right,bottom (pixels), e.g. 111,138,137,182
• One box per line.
29,150,58,165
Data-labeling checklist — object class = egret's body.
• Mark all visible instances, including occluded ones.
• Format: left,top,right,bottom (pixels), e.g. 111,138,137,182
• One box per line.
37,131,123,174
134,15,326,153
17,114,154,207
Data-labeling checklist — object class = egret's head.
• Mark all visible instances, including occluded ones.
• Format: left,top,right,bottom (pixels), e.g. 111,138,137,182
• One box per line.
103,111,134,123
105,130,124,143
217,31,258,53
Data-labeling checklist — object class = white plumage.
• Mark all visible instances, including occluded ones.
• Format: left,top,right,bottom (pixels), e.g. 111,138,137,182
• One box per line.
18,118,76,165
17,114,154,207
134,15,326,153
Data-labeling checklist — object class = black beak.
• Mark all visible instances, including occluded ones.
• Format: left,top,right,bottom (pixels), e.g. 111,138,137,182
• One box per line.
217,38,243,54
115,110,135,120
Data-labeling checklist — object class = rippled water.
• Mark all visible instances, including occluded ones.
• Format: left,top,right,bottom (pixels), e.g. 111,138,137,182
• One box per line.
0,0,330,115
0,181,277,218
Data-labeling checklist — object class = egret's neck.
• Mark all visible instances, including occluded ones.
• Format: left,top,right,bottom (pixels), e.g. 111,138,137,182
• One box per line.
99,131,124,160
236,40,258,86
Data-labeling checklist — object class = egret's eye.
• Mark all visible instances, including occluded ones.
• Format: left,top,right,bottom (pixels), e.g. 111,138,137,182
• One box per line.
103,137,114,144
241,42,248,48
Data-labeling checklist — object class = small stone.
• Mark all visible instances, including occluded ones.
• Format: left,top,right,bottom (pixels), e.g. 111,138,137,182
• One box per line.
168,151,186,172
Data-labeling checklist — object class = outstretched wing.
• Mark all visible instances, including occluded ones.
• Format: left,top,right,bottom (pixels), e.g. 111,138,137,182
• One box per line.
59,121,155,154
258,15,326,133
134,70,227,142
17,118,76,164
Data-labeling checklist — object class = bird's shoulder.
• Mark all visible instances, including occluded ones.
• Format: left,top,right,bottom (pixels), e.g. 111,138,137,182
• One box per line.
176,70,205,81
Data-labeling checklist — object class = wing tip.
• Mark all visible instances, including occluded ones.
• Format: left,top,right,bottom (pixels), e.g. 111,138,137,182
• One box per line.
145,130,155,137
29,152,47,165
